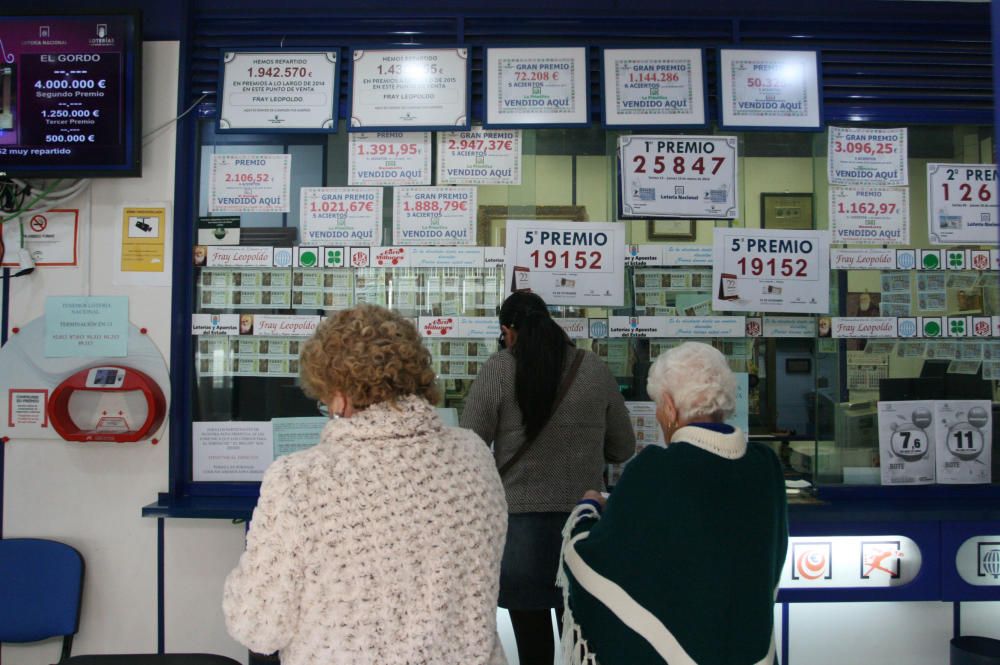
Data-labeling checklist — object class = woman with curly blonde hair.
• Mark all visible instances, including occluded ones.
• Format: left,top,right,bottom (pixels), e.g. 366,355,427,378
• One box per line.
224,305,508,665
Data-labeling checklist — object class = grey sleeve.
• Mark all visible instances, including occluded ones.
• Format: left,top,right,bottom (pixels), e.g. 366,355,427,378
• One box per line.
599,360,637,464
459,353,503,446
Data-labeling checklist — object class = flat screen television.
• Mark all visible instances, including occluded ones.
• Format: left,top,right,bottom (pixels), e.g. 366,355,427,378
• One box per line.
0,13,141,178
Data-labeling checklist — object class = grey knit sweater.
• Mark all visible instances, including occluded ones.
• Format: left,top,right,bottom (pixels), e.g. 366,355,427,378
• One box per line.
460,346,636,513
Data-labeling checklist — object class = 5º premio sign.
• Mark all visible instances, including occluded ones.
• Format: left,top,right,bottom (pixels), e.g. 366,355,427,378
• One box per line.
712,228,830,314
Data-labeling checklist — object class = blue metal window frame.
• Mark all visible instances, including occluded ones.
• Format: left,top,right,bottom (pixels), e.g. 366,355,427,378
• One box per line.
162,1,994,507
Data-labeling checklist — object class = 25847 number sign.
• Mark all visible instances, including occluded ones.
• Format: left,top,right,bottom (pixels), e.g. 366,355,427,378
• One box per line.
619,135,738,219
631,154,725,175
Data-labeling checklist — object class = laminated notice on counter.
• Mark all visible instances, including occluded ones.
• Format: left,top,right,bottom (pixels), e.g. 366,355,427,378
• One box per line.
878,400,936,485
934,400,992,484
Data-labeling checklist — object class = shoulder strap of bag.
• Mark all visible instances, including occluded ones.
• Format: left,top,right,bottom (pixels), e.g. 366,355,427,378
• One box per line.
498,348,586,478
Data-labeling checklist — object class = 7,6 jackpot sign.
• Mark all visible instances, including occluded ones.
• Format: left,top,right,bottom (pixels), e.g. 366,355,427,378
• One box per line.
618,135,738,219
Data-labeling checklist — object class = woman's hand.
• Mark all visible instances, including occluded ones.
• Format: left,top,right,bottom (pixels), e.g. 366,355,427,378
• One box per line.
581,489,606,508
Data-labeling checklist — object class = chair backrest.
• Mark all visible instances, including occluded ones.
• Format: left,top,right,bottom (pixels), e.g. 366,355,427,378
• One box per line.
0,538,84,646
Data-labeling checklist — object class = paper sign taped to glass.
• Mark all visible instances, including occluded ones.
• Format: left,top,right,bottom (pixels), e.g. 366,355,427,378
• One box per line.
504,220,626,306
712,228,830,314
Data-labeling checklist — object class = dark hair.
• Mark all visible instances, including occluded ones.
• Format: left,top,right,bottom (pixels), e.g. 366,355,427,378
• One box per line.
498,292,571,439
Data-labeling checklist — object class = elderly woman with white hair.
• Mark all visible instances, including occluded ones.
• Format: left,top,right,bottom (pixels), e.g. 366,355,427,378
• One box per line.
558,342,787,665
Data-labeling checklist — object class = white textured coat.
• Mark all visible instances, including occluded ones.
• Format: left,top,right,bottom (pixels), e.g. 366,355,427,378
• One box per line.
223,395,508,665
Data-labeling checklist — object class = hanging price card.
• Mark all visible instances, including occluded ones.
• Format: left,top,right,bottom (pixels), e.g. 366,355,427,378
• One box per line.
299,187,382,246
437,127,522,185
348,132,432,186
219,51,339,132
619,135,738,219
927,163,998,245
718,49,821,129
505,220,626,306
349,48,469,129
934,399,992,484
712,228,830,314
485,47,589,127
828,127,907,186
602,48,706,127
392,187,477,246
878,400,936,485
208,154,291,213
829,185,910,245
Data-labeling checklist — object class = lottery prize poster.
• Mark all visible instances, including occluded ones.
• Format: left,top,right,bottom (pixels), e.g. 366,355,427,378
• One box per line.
828,127,908,186
437,127,522,185
618,134,738,219
349,48,469,129
712,228,830,314
484,47,589,127
348,132,432,186
602,48,706,127
877,400,936,485
505,220,626,307
392,187,477,246
934,400,992,484
829,185,910,246
299,187,382,246
208,154,291,213
218,51,338,131
927,163,998,245
718,49,821,129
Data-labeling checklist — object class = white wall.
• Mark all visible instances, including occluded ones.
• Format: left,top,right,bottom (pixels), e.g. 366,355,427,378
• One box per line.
4,38,1000,665
2,41,178,664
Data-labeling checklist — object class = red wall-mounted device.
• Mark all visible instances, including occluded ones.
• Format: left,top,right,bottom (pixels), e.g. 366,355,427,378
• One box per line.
47,366,167,442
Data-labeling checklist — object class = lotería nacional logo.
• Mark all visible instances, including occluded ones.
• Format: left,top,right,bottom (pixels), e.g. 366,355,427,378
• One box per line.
273,247,293,268
897,318,917,338
896,250,916,270
861,541,903,579
588,319,609,338
977,542,1000,579
792,542,832,581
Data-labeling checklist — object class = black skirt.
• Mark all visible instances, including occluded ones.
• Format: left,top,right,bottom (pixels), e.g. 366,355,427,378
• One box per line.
498,511,571,610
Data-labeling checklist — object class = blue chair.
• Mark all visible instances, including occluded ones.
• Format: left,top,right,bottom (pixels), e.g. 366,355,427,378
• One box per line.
0,538,83,662
0,538,242,665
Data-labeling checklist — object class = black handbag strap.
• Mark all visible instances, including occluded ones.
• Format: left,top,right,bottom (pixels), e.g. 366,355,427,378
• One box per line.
498,348,586,478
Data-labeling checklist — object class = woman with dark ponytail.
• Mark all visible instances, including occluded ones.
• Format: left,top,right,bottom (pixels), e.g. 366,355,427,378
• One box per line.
461,291,635,665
